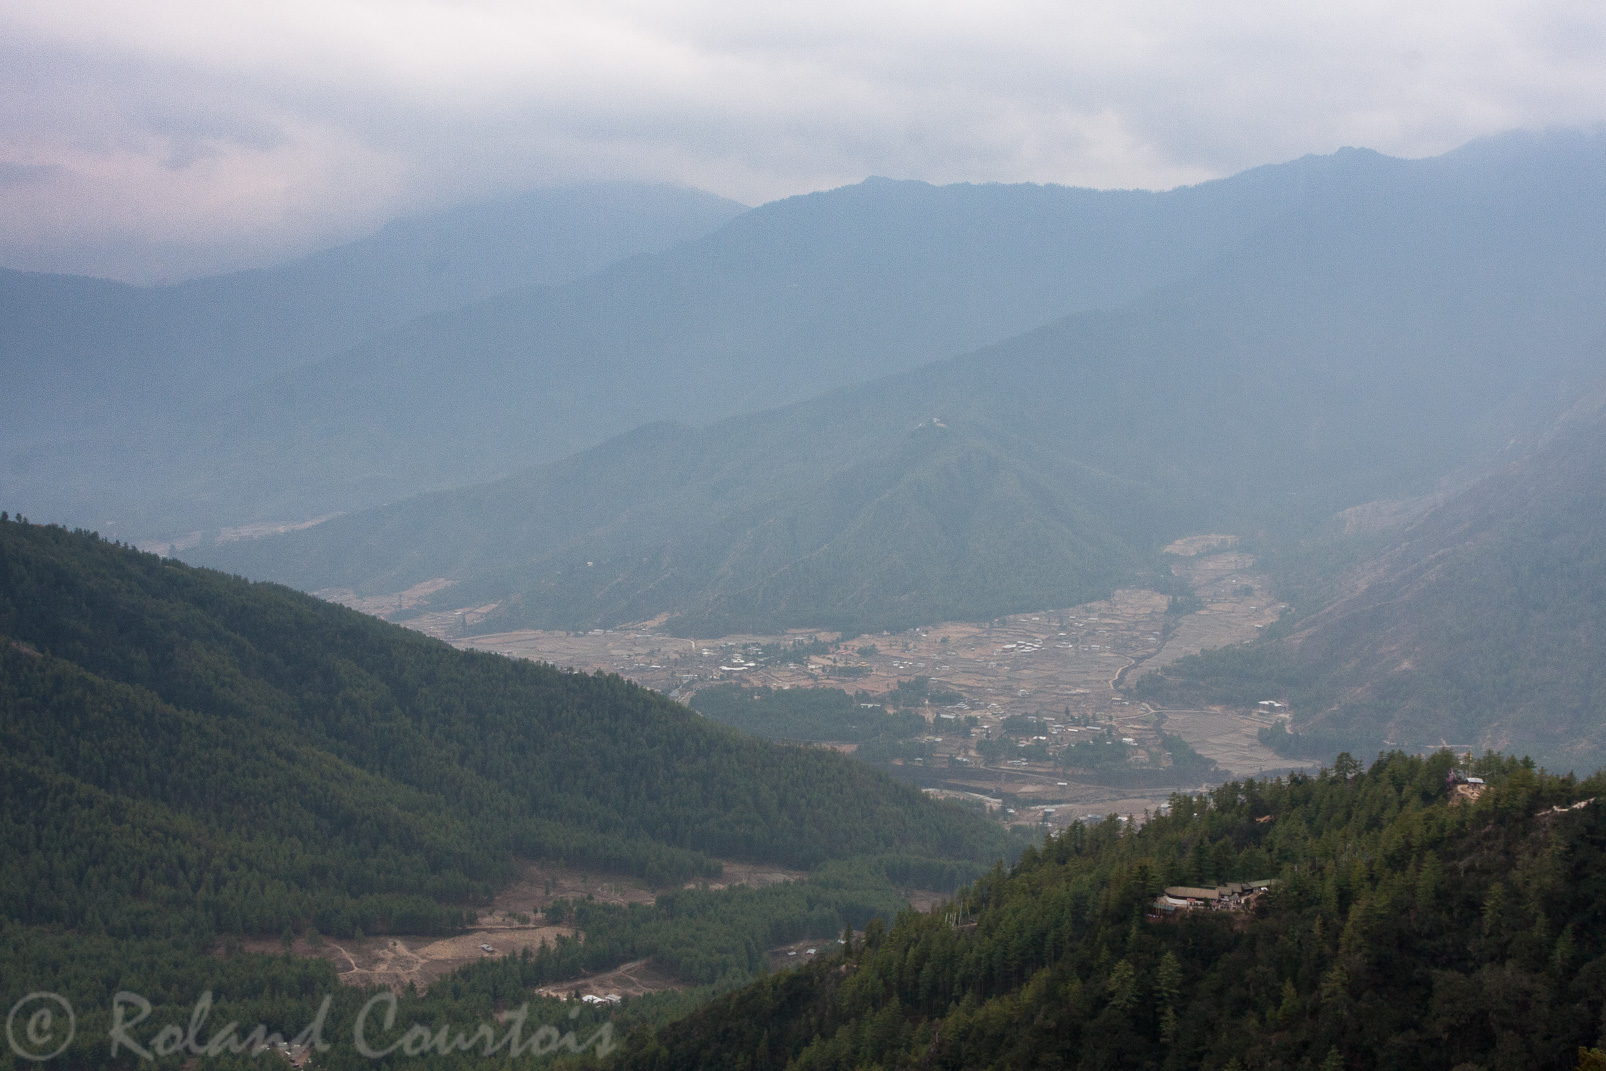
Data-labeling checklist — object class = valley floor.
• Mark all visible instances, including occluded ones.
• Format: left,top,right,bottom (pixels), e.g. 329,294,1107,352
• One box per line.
337,534,1310,831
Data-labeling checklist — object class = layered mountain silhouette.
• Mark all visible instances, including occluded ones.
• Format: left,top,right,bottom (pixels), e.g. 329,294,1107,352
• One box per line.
9,144,1424,541
194,131,1606,640
1,182,746,533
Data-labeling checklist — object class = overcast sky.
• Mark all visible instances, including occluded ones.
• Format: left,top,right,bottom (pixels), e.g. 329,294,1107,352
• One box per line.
4,0,1605,282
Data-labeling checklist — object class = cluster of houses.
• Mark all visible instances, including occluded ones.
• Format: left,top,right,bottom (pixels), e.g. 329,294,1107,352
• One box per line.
1149,880,1276,918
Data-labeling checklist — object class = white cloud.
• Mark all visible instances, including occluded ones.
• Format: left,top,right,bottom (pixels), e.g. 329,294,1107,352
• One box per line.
2,0,1604,280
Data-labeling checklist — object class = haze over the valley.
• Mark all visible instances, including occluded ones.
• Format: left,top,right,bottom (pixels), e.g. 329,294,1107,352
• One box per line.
7,6,1606,1067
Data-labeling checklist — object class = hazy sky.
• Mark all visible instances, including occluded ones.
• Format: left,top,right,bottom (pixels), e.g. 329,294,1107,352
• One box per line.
4,0,1605,282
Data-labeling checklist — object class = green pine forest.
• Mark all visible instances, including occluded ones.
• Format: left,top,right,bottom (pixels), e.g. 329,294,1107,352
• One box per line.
8,517,1606,1071
616,752,1606,1071
0,517,1022,1069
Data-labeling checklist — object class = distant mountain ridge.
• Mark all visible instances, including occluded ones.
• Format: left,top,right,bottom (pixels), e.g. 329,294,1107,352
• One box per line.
193,130,1606,639
1,183,745,425
0,182,747,533
10,147,1405,541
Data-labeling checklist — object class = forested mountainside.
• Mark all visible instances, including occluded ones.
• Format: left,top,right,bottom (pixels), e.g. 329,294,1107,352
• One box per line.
198,131,1606,638
193,419,1168,636
0,183,745,539
0,517,1010,945
0,183,741,441
17,139,1433,544
1134,400,1606,772
614,752,1606,1071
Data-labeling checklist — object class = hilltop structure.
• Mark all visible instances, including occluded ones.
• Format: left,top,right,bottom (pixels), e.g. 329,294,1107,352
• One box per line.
1150,879,1275,917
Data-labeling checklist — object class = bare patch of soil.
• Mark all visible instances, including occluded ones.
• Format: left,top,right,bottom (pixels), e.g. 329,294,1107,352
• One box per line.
1155,708,1306,780
532,959,685,1001
234,927,572,992
216,515,342,544
705,860,810,891
228,857,805,994
1334,493,1447,535
316,578,456,620
903,889,952,912
1163,533,1239,557
323,928,577,990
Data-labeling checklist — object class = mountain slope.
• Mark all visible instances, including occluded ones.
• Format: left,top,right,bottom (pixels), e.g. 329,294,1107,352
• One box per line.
19,149,1379,541
194,419,1166,636
0,516,1010,944
195,130,1606,637
1138,399,1606,770
2,183,745,429
613,752,1606,1071
0,183,746,534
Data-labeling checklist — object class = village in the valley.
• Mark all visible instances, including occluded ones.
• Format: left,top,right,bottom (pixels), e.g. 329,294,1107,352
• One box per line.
332,535,1309,833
